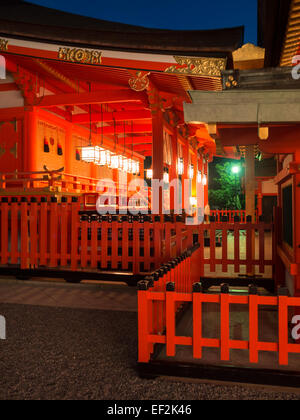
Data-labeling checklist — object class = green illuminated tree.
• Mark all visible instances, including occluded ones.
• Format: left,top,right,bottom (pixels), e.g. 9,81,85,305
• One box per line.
209,161,244,210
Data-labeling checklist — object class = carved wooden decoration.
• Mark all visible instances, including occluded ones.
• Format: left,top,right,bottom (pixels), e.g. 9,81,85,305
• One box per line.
165,56,227,77
58,48,102,65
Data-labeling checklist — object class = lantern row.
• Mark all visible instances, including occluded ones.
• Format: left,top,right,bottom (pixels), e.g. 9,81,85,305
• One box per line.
81,146,140,174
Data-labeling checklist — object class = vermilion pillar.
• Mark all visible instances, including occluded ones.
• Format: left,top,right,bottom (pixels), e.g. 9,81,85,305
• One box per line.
245,145,256,220
294,149,300,296
245,145,256,276
24,107,38,172
148,87,164,213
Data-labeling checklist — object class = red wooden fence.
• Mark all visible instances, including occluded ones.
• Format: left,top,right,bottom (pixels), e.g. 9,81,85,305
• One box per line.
0,197,193,275
138,277,300,366
197,221,274,276
211,209,259,223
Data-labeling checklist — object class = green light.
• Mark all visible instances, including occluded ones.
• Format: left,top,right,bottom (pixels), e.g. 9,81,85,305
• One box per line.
232,165,241,174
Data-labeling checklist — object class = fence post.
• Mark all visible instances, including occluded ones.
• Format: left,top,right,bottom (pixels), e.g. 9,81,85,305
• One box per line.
10,197,19,265
138,280,151,363
143,217,151,272
249,284,259,363
154,216,162,269
90,215,98,269
80,214,88,268
49,197,58,267
0,198,9,265
60,197,68,267
176,218,183,256
29,197,38,268
40,197,48,267
166,281,176,357
120,216,127,271
133,216,140,275
220,283,230,361
20,197,29,269
71,197,79,270
193,282,203,359
278,287,289,366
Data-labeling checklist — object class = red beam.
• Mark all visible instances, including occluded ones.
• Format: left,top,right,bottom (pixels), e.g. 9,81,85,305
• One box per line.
38,90,149,108
123,136,152,145
98,123,152,135
72,109,151,124
133,144,152,152
219,126,300,154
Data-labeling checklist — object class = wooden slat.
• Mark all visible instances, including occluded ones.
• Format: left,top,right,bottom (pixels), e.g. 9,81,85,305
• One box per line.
111,220,118,270
60,200,68,267
121,221,129,270
222,225,228,272
0,200,9,265
49,201,58,267
90,219,98,268
20,200,29,269
249,294,259,363
39,200,48,266
10,200,19,264
101,221,108,269
220,293,230,361
166,292,176,357
29,200,38,268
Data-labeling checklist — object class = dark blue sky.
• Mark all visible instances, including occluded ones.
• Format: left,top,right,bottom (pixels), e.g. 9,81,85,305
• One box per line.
29,0,257,44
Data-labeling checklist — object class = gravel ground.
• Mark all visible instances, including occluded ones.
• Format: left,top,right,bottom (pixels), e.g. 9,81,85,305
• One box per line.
0,302,299,400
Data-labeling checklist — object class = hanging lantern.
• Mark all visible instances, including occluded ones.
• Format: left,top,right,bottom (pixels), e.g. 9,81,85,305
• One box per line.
197,170,202,183
98,149,111,166
81,146,101,164
110,154,119,169
146,169,153,179
132,160,139,175
127,159,132,174
190,197,197,207
163,169,169,184
202,174,207,186
178,157,184,176
188,164,194,180
122,157,130,173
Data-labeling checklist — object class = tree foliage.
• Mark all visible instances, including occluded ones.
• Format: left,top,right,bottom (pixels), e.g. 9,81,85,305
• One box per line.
209,161,244,210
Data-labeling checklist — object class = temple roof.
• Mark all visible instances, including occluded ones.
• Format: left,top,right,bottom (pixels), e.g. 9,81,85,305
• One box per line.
0,0,244,56
258,0,292,67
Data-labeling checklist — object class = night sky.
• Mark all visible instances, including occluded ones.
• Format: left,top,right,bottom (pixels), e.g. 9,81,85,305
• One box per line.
29,0,258,44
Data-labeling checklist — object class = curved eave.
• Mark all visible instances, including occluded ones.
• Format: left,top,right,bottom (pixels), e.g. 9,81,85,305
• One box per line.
0,1,244,57
0,20,244,58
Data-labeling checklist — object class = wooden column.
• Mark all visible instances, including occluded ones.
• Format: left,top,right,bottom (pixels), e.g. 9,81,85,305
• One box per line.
245,145,256,276
294,149,300,296
65,126,72,174
24,107,38,172
245,145,256,220
148,87,164,213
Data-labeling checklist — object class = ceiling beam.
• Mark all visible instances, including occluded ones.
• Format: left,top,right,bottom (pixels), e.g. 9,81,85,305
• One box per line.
133,144,152,152
218,126,300,153
72,109,151,124
38,90,149,108
97,123,152,135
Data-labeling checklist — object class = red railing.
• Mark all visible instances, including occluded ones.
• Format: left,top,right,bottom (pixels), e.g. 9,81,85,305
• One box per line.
138,275,300,366
211,210,259,223
0,170,100,195
0,197,193,275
